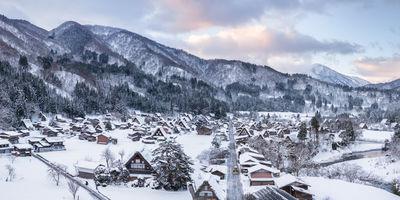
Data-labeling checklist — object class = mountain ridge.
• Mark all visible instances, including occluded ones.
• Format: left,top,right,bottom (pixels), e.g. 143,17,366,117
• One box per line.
0,14,399,124
308,64,370,87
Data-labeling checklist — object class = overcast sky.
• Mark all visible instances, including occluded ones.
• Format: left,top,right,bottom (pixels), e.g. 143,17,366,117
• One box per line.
1,0,399,83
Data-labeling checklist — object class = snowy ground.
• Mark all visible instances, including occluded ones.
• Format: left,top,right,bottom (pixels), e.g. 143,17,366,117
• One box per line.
359,130,394,143
313,129,393,163
313,141,384,163
36,129,214,200
330,156,400,182
304,177,400,200
0,156,93,200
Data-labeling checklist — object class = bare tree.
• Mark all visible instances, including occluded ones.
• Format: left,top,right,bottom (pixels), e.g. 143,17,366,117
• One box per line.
5,164,16,182
288,143,313,176
118,149,125,161
8,155,16,164
101,147,115,168
67,180,80,200
48,164,67,186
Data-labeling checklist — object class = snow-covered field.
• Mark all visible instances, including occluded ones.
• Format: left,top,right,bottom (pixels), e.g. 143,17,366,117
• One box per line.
304,177,400,200
313,141,384,163
359,130,394,143
330,157,400,182
314,129,393,163
0,156,93,200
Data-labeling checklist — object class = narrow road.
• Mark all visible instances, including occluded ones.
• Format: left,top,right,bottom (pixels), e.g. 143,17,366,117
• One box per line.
33,153,111,200
226,119,244,200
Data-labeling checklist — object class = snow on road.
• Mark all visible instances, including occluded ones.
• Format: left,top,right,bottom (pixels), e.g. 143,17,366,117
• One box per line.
226,120,244,200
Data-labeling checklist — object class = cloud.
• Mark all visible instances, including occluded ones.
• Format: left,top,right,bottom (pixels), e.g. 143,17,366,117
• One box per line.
184,25,362,65
354,54,400,83
146,0,377,32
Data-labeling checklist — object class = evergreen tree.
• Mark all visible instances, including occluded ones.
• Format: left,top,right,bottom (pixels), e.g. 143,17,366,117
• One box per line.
18,55,29,69
310,116,320,142
297,122,307,141
339,120,355,145
152,140,193,191
94,165,111,187
392,179,400,196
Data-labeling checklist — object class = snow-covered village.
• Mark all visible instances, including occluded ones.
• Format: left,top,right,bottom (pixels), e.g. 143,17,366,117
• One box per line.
0,111,399,200
1,1,400,200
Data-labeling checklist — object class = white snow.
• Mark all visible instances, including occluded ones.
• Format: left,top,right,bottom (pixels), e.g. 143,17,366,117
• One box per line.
304,177,400,200
0,156,94,200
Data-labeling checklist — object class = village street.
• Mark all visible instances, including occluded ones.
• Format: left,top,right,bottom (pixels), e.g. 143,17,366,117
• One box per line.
226,120,244,200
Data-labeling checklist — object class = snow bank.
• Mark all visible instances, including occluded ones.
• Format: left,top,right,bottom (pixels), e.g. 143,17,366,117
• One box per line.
303,177,400,200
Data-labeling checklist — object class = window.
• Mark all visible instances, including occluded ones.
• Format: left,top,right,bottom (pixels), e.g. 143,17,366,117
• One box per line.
199,191,213,197
135,158,142,163
131,163,145,169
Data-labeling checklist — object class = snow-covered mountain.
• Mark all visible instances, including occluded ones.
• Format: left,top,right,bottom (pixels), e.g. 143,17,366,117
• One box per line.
308,64,370,87
365,78,400,91
0,14,398,116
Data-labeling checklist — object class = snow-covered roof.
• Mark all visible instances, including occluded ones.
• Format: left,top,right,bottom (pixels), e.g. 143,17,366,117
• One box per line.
44,137,65,143
249,186,296,200
247,164,280,174
0,139,11,146
291,185,313,195
193,173,226,200
0,131,21,137
13,143,33,149
239,153,268,164
151,126,167,137
274,174,308,188
206,165,227,174
22,119,34,129
75,161,101,173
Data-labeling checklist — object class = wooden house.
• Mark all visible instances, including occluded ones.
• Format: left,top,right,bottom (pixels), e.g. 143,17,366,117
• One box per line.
175,119,190,130
246,187,296,200
132,116,145,125
22,119,34,130
18,130,30,137
196,125,212,135
206,165,227,180
75,161,101,179
125,152,154,176
280,181,312,200
43,137,66,150
28,138,52,152
188,174,225,200
39,112,47,121
97,133,111,145
128,132,143,141
151,127,167,139
0,139,12,154
0,131,21,144
248,165,280,186
42,127,58,137
237,127,251,137
359,123,368,129
97,133,117,145
55,114,67,123
13,144,33,156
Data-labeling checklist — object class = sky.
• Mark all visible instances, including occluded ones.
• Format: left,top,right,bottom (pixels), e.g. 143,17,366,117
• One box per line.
0,0,399,83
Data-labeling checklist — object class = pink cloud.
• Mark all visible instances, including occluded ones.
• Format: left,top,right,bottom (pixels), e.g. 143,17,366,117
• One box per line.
354,54,400,83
